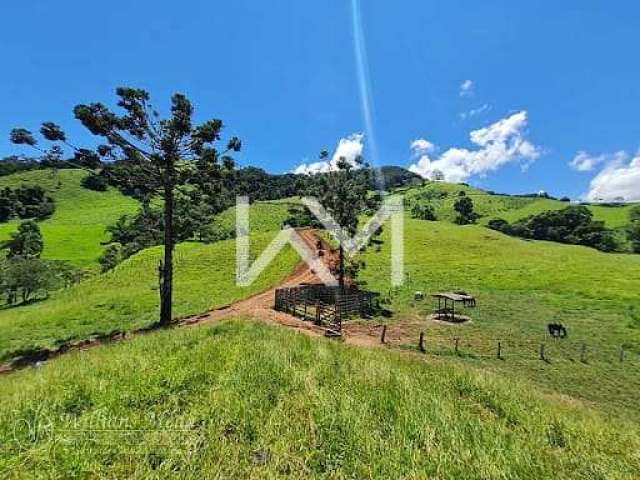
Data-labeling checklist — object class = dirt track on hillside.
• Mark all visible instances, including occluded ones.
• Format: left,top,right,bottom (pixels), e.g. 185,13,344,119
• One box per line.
0,229,383,375
181,228,384,347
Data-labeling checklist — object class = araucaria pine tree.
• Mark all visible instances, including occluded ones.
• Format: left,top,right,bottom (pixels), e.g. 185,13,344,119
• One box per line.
309,151,371,289
10,87,240,325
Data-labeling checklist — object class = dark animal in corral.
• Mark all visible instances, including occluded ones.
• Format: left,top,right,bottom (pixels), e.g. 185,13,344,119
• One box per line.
547,323,568,339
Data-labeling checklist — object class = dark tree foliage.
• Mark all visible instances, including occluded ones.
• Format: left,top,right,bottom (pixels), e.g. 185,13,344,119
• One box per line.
411,203,437,221
488,206,621,253
10,87,240,325
81,173,108,191
0,156,42,177
284,205,324,229
453,192,478,225
5,221,44,258
101,190,230,271
305,151,372,289
628,205,640,253
0,185,55,222
98,244,124,273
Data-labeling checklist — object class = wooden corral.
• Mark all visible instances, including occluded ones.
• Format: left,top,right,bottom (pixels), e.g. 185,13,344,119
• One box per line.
275,284,375,336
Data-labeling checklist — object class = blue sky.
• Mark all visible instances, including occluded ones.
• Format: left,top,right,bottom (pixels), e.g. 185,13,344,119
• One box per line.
1,1,639,200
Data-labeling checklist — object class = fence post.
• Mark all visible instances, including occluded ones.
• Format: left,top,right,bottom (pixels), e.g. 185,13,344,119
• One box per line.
580,344,587,363
419,332,425,353
454,337,459,355
619,346,625,363
315,302,321,325
539,343,546,361
380,325,387,344
497,341,502,360
304,300,308,321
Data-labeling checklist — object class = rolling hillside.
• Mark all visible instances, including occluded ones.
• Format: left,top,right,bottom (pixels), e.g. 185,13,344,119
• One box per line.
402,181,637,228
0,232,298,362
1,320,638,479
0,169,139,269
1,170,639,477
360,216,640,418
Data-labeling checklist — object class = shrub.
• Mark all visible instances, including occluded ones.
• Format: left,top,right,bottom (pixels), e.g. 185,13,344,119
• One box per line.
411,203,437,221
454,194,478,225
0,185,55,222
99,244,124,272
81,173,108,191
6,221,44,258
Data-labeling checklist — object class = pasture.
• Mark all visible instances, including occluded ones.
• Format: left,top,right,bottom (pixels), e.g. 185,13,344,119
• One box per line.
1,320,638,479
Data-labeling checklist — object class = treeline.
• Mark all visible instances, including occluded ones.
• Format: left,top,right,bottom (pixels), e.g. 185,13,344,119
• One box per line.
0,155,79,177
0,185,55,222
488,206,621,253
99,162,422,202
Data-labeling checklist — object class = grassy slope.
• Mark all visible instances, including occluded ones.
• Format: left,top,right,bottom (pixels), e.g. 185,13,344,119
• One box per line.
212,198,299,233
1,320,638,479
0,169,139,269
361,216,640,419
403,182,637,228
0,233,299,362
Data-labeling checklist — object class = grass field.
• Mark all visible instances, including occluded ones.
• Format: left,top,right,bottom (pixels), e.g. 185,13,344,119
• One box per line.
211,198,299,233
403,182,637,229
360,216,640,420
1,320,638,479
0,233,298,363
0,170,139,269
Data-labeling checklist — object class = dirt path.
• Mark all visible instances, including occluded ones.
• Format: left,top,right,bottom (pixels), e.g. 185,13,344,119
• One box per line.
181,229,340,337
0,229,382,375
181,228,384,347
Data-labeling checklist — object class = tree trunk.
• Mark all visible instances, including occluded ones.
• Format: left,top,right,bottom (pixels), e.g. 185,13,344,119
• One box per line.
160,179,175,326
339,244,345,291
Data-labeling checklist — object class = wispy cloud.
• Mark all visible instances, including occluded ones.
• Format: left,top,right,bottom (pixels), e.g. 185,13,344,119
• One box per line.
408,111,541,183
459,103,491,120
570,151,607,172
459,79,474,97
294,133,365,175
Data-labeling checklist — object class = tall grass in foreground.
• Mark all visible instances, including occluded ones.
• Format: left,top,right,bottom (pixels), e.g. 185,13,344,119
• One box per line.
1,320,638,479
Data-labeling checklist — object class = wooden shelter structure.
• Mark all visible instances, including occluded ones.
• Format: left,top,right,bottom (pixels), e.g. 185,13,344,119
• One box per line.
432,292,476,321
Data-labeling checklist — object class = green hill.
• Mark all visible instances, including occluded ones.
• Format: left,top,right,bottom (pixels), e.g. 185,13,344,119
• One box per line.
360,216,640,419
1,320,638,479
0,169,139,269
0,233,298,362
403,182,637,228
1,172,639,476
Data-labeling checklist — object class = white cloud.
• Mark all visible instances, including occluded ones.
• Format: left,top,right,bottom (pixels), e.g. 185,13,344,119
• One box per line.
459,79,474,97
569,151,609,172
585,152,640,202
459,103,491,120
410,139,435,155
408,111,541,183
294,133,364,175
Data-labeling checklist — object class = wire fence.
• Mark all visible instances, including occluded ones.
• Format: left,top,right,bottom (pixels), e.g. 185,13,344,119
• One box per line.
377,327,640,366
